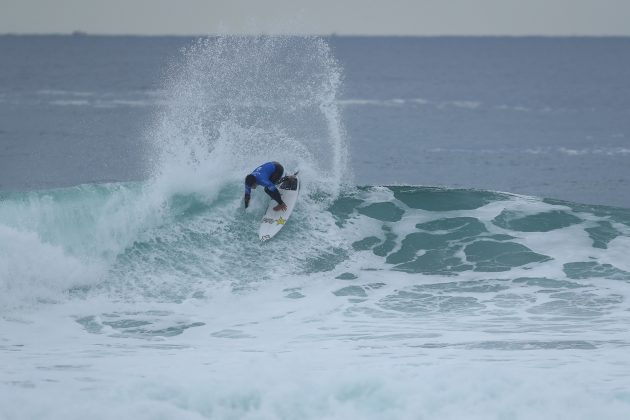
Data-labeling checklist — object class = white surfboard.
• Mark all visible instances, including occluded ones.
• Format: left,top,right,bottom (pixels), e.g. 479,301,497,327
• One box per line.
258,175,300,242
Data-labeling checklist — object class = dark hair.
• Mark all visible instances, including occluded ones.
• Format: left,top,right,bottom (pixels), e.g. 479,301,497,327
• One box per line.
245,174,256,187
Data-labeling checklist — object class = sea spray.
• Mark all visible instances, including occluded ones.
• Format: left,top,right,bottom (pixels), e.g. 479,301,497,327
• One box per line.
148,35,349,199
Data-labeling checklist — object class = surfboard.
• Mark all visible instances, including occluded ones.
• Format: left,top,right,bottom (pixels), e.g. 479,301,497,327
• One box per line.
258,174,300,242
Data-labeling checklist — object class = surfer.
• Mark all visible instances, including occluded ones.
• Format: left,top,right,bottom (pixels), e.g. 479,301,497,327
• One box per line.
244,161,291,211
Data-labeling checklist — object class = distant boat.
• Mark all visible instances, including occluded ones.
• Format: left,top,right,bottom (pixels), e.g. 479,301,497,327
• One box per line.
71,30,87,37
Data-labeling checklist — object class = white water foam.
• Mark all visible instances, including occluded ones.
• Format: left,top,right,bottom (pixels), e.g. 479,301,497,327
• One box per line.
0,225,101,309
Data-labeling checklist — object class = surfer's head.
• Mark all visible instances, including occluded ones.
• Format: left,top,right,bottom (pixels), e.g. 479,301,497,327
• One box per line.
245,174,257,189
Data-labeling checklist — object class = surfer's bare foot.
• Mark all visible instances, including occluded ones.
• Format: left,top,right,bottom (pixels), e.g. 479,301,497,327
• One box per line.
274,203,287,211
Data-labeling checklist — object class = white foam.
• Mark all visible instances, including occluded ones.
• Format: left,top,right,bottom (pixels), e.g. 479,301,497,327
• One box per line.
49,99,91,106
0,225,101,310
601,235,630,272
338,97,484,110
38,89,95,97
2,275,630,419
447,100,482,109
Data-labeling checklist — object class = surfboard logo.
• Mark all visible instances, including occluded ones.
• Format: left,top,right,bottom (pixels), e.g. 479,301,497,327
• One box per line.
258,174,299,241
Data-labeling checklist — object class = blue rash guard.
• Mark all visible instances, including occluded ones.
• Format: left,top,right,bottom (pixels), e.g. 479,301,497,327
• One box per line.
244,162,285,208
244,162,279,196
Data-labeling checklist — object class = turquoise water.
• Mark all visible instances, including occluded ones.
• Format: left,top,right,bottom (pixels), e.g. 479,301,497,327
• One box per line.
2,181,630,304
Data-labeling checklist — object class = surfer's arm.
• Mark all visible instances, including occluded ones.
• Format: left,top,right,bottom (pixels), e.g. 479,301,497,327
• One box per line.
259,178,284,205
266,188,284,205
244,185,252,208
263,184,284,205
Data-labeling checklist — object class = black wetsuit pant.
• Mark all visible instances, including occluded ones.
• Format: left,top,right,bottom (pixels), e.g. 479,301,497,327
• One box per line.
264,162,285,204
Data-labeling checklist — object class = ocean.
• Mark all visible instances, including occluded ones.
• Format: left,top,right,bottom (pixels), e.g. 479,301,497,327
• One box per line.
1,35,630,419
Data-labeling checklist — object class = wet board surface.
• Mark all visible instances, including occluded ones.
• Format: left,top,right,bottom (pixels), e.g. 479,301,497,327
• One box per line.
258,176,300,242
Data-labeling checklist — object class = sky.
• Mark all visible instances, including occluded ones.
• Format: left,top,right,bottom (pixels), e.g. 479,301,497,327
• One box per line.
2,0,630,36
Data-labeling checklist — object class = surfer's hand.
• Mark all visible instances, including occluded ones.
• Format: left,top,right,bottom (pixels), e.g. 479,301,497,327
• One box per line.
244,194,250,208
273,203,287,212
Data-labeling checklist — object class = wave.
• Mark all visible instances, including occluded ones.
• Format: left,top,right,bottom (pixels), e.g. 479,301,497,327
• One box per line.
2,182,629,310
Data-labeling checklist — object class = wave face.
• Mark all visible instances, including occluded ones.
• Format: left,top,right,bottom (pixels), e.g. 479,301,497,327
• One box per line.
2,183,630,308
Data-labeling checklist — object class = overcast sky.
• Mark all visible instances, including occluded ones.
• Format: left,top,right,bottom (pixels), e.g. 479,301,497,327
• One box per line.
2,0,630,36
